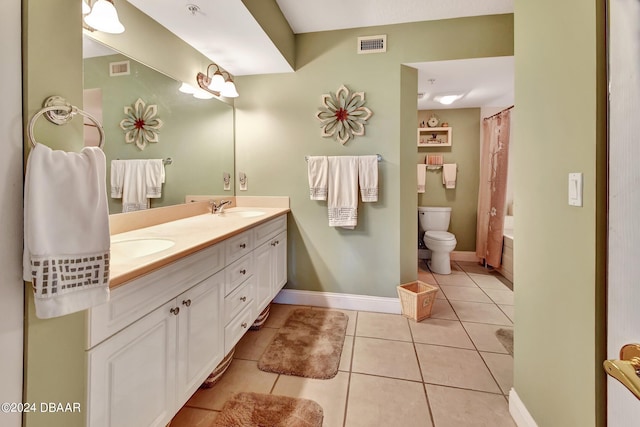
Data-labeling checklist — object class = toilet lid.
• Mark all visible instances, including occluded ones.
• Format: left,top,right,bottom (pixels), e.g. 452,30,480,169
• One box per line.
424,231,455,242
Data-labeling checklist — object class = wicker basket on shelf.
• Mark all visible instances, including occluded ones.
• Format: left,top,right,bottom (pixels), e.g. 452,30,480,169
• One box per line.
397,281,439,322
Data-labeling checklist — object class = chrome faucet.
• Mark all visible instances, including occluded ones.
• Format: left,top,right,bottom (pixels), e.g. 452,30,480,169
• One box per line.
210,199,232,214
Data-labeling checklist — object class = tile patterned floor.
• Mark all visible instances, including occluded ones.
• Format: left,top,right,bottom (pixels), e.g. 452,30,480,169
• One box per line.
170,261,516,427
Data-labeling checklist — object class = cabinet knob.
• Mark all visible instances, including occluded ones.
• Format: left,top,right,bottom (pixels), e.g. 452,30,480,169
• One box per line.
240,269,246,275
182,299,191,307
170,307,180,316
240,243,246,248
240,296,247,302
275,240,279,245
241,322,248,328
271,241,277,246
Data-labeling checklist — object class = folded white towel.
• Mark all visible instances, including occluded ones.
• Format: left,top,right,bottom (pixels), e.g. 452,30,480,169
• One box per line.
442,163,457,189
417,164,427,193
145,159,165,198
358,155,378,202
23,143,110,319
110,159,124,198
307,156,328,200
327,156,359,228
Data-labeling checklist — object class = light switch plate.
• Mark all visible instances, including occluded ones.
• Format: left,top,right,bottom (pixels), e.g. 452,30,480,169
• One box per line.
568,172,583,207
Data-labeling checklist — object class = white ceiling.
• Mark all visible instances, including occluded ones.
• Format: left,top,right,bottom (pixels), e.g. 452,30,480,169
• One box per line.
96,0,514,108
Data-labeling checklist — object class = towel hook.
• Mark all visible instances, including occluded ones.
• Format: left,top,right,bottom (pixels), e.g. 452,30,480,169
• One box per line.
28,96,105,149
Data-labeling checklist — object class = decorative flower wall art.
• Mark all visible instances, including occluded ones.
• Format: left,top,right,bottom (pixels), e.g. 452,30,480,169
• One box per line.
315,85,373,145
119,98,164,150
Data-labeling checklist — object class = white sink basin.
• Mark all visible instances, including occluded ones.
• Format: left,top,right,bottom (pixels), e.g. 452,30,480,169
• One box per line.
111,238,175,258
220,210,266,218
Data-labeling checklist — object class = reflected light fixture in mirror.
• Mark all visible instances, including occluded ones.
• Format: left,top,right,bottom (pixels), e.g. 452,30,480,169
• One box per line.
83,0,125,34
196,63,240,98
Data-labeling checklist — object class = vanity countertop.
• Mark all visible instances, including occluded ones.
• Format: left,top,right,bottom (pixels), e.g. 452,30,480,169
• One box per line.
109,207,289,289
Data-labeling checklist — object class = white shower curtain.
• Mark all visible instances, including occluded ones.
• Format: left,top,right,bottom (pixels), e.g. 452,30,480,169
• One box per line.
476,109,511,268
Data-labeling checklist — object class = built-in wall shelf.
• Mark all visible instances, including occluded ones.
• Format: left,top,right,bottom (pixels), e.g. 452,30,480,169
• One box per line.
418,127,452,147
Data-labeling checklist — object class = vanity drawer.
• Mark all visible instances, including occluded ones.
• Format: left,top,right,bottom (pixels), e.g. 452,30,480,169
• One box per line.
254,215,287,247
224,278,254,325
225,229,254,264
224,252,254,296
224,305,254,354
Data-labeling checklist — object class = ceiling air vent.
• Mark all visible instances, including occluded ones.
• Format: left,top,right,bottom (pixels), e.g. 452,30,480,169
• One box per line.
109,60,130,77
357,35,387,54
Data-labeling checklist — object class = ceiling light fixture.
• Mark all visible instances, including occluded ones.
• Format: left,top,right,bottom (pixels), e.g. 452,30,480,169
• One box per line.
196,63,239,98
433,93,465,105
83,0,125,34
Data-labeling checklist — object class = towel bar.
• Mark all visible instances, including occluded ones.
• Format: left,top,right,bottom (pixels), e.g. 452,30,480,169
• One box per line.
28,96,105,149
305,154,382,162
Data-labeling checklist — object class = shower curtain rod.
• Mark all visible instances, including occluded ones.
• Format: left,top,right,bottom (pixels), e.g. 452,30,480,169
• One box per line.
483,105,514,121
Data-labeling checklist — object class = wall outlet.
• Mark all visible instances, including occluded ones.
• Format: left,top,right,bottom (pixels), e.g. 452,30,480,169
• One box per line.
239,172,247,191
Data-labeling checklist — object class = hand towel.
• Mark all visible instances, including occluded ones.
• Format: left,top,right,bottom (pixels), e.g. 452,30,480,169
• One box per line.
358,155,378,202
442,163,457,189
145,159,165,198
307,156,328,200
23,143,110,319
112,160,151,212
417,164,427,193
110,159,124,198
327,156,359,228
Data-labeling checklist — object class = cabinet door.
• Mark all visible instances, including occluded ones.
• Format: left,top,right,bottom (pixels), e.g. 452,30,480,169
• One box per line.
87,300,177,427
254,241,273,315
273,231,288,296
176,271,224,407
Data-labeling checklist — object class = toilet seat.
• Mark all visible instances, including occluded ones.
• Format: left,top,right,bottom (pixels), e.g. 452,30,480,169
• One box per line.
424,231,455,242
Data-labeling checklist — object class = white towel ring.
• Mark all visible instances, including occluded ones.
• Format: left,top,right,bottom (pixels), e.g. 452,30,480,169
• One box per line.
27,96,105,149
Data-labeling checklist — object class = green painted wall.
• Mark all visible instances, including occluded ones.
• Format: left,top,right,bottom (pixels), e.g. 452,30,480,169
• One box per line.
84,54,234,213
23,2,86,426
417,109,480,251
513,0,607,426
235,15,513,297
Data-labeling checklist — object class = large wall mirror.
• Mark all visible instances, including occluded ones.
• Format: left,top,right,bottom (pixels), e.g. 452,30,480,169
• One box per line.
83,35,235,214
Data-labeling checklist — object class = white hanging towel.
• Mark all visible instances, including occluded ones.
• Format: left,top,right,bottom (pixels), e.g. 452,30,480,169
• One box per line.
307,156,328,200
417,164,427,193
23,143,110,319
145,159,165,198
443,163,457,189
327,156,359,229
358,155,378,202
110,159,124,198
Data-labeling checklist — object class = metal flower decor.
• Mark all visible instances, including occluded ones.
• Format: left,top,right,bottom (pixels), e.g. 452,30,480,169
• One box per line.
315,85,373,145
119,98,164,150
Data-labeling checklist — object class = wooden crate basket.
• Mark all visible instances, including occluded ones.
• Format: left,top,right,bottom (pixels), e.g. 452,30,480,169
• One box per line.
397,281,439,322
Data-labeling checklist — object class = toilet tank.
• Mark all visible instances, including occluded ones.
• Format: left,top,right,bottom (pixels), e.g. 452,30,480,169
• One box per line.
418,206,451,231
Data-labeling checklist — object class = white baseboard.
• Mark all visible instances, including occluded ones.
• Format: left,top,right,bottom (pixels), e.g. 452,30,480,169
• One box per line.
273,289,401,314
509,388,538,427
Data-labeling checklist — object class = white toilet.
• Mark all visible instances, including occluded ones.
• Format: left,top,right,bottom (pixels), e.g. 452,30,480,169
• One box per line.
418,207,457,274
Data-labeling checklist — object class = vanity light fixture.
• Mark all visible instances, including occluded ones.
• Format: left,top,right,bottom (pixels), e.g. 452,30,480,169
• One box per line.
83,0,125,34
196,63,240,98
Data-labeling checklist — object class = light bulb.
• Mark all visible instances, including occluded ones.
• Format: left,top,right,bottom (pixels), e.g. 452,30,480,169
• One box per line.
178,82,197,94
